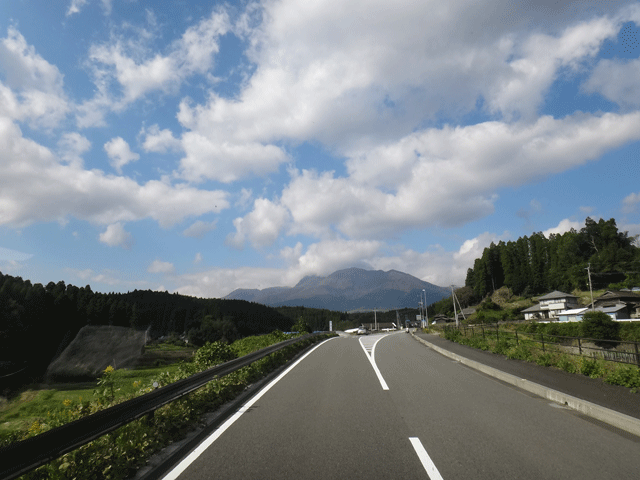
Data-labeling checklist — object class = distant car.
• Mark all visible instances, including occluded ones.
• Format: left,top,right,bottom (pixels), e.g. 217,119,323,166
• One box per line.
356,327,368,335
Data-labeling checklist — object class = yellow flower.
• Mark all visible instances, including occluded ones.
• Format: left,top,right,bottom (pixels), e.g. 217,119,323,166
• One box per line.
62,399,72,407
28,420,42,435
104,365,115,374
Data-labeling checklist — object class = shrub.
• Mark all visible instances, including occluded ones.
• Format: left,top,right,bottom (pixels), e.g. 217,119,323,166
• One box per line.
443,327,461,341
556,354,577,374
506,345,533,361
535,353,555,367
492,339,511,355
581,311,620,344
479,299,501,311
193,341,237,369
459,336,489,351
605,364,640,390
291,317,312,333
579,357,606,378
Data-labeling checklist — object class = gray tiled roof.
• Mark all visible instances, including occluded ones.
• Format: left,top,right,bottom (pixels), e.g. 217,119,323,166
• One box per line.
537,290,577,300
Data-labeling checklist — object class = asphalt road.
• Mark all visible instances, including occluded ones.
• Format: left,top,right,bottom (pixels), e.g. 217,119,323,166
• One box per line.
162,332,640,480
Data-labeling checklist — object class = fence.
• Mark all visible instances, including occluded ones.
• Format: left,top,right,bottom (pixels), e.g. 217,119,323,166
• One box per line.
0,332,331,480
442,324,640,367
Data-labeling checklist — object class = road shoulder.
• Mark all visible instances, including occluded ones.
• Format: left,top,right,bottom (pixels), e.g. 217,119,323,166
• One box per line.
411,332,640,437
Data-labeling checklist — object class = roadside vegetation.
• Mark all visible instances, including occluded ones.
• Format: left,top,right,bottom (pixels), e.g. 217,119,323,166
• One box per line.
427,316,640,391
0,331,330,480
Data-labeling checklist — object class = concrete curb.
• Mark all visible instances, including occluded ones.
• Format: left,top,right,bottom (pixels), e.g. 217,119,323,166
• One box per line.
411,333,640,438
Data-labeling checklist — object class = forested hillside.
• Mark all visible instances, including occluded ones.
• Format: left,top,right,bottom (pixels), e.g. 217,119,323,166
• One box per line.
465,218,640,299
0,275,294,384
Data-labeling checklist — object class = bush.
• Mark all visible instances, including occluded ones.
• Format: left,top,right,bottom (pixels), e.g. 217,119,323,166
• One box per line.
479,299,501,311
291,317,312,333
443,327,462,341
579,357,606,378
535,353,555,367
492,339,512,355
581,311,620,346
506,345,533,361
556,354,577,374
193,341,237,369
605,364,640,389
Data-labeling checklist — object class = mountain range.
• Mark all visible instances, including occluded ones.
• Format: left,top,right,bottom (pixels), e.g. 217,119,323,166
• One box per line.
224,267,450,311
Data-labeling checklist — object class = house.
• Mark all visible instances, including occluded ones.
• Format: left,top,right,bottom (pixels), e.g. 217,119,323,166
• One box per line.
587,290,640,319
431,314,455,325
589,290,640,319
456,307,476,322
557,308,587,323
522,291,580,320
557,305,629,322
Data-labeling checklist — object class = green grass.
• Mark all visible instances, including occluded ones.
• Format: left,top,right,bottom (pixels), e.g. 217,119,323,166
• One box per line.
0,364,184,437
144,343,195,352
0,334,298,443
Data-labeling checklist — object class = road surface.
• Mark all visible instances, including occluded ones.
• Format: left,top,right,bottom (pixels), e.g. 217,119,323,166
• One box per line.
162,332,640,479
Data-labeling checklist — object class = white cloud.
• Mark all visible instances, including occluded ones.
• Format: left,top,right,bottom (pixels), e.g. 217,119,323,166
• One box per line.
487,16,618,120
622,192,640,213
194,252,202,264
66,0,89,16
175,266,288,299
58,132,91,168
227,198,290,249
583,58,640,107
99,222,133,249
542,219,582,237
67,267,150,288
85,8,230,107
141,125,181,153
104,137,139,173
148,259,175,274
279,112,640,239
0,246,33,262
174,0,626,171
183,220,217,238
0,117,230,228
0,27,70,128
177,129,288,183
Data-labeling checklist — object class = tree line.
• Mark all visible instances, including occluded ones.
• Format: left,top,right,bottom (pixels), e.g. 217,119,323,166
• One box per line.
0,275,326,385
465,217,640,301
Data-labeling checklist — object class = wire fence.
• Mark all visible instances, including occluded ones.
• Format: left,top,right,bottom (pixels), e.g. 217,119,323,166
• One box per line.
442,324,640,367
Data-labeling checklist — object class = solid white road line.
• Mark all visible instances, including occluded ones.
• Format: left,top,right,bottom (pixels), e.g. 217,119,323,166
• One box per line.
359,335,389,390
409,437,444,480
161,337,337,480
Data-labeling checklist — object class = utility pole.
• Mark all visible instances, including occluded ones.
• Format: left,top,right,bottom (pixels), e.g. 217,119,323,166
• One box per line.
451,285,458,327
587,263,594,311
423,289,429,327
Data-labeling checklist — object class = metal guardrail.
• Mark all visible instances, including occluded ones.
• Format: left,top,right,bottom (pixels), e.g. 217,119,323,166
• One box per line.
0,333,328,480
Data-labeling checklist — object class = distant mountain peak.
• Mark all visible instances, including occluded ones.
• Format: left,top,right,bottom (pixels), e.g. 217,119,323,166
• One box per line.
224,267,449,310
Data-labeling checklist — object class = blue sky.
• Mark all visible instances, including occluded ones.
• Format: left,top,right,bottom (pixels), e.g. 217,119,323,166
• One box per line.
1,0,640,298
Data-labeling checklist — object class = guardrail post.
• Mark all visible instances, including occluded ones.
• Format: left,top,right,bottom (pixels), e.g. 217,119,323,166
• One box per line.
540,333,545,352
515,330,518,346
578,337,582,356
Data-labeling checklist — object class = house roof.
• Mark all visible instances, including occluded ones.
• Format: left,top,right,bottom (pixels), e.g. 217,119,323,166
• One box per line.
522,304,545,313
559,308,587,315
595,290,640,301
597,305,627,313
537,290,577,300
